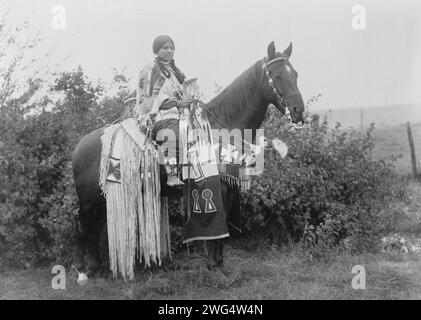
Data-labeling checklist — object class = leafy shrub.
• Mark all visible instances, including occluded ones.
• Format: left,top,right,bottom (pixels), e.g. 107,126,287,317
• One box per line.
240,108,409,253
0,117,43,267
0,67,119,268
37,162,79,266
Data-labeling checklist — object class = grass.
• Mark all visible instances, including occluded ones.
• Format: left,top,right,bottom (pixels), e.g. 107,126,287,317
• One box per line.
390,182,421,236
1,182,421,300
372,123,421,176
1,242,421,300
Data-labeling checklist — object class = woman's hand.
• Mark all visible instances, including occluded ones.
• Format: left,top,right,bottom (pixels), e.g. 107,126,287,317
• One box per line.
176,99,192,110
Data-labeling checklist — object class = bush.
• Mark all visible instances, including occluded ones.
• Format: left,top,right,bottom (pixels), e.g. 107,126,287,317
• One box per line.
0,119,43,268
37,161,79,266
240,108,409,253
0,67,120,268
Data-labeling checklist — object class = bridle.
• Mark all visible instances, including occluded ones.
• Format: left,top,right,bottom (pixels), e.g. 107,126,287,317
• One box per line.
261,56,294,125
203,55,299,131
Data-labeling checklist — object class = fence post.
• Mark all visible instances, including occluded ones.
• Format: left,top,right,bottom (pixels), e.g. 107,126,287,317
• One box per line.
406,122,418,178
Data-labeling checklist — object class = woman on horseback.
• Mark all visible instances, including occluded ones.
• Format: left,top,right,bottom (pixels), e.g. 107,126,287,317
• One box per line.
135,35,190,186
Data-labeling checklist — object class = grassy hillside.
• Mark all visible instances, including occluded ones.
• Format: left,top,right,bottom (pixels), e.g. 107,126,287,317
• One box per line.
372,123,421,176
316,104,421,129
315,104,421,176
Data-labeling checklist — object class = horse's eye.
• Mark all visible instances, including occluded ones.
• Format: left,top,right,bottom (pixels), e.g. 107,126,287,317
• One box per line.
274,74,282,80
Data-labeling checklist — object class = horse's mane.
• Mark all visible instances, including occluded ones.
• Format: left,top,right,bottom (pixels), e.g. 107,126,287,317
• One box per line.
205,60,263,126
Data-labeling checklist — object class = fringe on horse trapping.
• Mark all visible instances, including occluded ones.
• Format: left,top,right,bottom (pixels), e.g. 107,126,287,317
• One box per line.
219,172,241,188
240,177,251,190
99,122,171,280
219,165,252,191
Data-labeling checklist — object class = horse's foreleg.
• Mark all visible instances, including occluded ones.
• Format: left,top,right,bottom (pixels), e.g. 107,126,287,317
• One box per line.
212,182,233,268
206,239,224,270
206,240,218,270
216,239,224,267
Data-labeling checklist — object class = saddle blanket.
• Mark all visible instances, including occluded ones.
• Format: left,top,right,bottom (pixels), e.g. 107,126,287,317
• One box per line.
179,104,229,243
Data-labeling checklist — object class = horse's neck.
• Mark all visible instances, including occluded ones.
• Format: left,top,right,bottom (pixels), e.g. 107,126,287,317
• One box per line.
206,60,269,131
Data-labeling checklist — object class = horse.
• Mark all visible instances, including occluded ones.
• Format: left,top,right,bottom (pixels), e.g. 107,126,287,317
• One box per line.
71,41,305,283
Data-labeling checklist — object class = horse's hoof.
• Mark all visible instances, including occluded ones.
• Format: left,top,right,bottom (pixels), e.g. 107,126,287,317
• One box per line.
77,272,89,286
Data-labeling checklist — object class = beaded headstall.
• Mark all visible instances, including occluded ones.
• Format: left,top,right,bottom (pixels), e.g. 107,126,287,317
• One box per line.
261,56,293,124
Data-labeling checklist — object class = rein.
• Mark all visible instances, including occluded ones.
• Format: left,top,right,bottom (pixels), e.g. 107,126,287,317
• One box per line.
200,101,230,130
190,101,254,150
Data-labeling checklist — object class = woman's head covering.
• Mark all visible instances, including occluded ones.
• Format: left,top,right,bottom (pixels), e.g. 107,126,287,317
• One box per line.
153,35,175,54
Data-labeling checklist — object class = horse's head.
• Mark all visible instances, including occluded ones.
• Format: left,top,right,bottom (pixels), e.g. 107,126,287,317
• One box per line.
261,41,305,127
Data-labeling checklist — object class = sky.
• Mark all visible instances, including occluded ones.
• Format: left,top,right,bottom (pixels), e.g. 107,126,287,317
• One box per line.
2,0,421,110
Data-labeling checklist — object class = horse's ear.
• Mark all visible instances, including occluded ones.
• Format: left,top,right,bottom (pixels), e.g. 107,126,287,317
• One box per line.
283,42,293,58
267,41,276,60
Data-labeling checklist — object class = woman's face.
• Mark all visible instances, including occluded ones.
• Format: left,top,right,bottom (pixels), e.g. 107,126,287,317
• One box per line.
157,41,175,62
